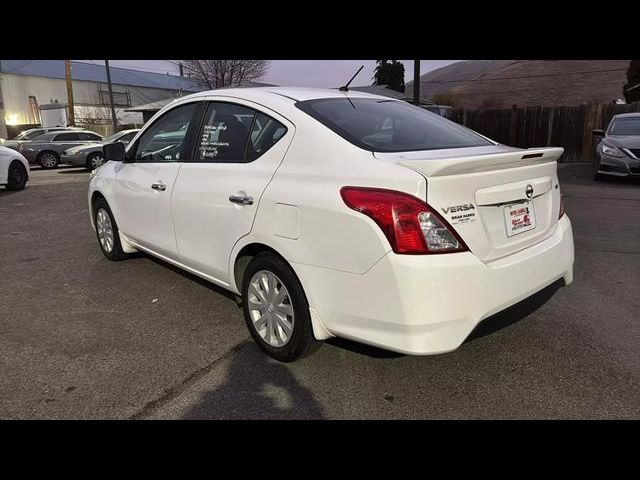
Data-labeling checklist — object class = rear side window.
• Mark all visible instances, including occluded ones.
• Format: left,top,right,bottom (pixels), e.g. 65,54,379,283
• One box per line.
53,133,80,141
195,102,287,163
296,98,491,152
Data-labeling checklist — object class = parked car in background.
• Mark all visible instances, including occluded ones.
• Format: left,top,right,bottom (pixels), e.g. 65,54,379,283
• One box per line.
89,87,574,362
592,112,640,180
0,145,30,190
18,130,103,169
62,129,140,170
0,126,83,150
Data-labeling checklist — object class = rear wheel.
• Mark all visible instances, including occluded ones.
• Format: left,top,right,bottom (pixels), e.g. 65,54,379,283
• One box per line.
241,252,320,362
93,198,129,261
38,151,59,169
6,161,27,190
86,152,105,170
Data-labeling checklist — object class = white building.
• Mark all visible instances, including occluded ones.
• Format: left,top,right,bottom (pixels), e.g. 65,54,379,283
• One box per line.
0,60,205,138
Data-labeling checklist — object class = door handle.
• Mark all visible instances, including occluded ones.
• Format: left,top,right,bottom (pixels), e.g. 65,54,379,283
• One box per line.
151,182,166,191
229,194,254,205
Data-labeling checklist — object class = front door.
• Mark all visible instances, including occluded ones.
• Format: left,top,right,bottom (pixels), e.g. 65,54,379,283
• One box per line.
172,100,294,284
114,102,199,259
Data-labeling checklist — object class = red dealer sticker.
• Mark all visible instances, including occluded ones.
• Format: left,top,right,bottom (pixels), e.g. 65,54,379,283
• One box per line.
504,201,536,237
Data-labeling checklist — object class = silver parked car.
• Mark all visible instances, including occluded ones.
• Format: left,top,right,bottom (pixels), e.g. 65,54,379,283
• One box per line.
1,126,83,150
18,130,103,169
592,112,640,180
61,129,139,170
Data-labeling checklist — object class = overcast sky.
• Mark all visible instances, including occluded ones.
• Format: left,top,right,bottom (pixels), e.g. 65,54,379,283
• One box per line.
84,60,461,87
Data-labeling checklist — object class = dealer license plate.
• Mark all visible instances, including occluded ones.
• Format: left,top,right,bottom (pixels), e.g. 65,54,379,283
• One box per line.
504,201,536,237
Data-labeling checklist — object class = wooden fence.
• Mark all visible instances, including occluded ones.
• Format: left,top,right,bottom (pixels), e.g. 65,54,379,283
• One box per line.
448,102,640,163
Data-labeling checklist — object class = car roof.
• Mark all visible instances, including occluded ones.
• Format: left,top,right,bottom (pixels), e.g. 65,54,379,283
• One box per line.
612,112,640,119
37,130,101,139
179,86,401,103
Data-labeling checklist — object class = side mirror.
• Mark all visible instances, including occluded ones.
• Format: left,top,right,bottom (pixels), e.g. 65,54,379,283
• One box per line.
592,129,605,136
103,141,126,162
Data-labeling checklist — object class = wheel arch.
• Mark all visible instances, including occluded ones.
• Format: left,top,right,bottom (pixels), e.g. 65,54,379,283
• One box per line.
10,158,30,180
230,238,333,341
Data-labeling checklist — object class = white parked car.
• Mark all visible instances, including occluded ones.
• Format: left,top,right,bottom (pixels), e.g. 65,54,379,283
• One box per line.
88,87,574,362
0,145,30,190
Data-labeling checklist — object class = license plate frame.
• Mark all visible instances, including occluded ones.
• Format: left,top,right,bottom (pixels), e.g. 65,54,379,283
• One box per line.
504,201,536,237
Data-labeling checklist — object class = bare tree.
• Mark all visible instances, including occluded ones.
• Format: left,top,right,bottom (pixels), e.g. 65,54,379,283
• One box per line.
181,60,270,89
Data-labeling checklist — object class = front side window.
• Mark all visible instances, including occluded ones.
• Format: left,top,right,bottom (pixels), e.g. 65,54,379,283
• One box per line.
296,97,492,152
134,102,197,162
609,117,640,136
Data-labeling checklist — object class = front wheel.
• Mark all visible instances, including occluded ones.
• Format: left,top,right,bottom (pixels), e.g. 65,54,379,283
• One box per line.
93,198,129,261
86,152,105,170
241,252,321,362
6,161,27,190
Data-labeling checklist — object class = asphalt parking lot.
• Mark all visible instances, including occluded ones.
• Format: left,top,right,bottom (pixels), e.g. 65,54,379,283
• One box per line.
0,164,639,419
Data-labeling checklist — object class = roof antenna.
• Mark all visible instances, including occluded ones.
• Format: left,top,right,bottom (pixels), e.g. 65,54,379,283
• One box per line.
339,65,364,91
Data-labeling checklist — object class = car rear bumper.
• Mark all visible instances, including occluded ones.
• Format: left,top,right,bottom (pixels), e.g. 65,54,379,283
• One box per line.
293,215,574,355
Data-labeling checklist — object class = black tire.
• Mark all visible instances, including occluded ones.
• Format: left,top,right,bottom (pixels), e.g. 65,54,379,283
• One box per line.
6,161,27,191
241,252,321,362
86,152,105,170
93,197,129,261
37,151,59,169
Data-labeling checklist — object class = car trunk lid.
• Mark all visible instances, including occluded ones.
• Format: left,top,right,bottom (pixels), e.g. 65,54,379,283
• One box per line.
374,146,564,262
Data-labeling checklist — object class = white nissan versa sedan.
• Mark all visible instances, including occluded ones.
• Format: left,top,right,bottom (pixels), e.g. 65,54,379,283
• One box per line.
88,87,574,362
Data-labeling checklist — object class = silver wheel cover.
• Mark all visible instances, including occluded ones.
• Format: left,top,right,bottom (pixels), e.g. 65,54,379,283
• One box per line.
96,208,115,253
248,270,295,347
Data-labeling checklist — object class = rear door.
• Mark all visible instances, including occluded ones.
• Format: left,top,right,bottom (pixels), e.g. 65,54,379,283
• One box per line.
114,101,201,258
171,99,294,284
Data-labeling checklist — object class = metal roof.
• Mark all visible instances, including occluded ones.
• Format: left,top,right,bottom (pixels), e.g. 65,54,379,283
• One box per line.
1,60,205,92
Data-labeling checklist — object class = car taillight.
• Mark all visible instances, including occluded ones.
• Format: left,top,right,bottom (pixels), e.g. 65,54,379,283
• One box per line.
559,193,565,219
340,186,468,254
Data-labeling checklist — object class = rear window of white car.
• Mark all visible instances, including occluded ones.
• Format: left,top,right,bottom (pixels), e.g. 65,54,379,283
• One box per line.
296,98,492,152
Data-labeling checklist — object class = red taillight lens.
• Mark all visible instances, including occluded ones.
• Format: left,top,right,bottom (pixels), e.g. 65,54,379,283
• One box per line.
340,186,468,254
559,193,565,219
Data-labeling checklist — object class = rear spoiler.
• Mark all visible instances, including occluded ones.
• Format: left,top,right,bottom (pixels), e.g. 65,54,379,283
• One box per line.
377,147,564,177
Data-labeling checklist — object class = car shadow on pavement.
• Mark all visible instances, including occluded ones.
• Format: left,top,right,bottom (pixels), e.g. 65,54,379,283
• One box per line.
0,188,22,197
180,342,326,419
465,278,564,343
57,168,90,175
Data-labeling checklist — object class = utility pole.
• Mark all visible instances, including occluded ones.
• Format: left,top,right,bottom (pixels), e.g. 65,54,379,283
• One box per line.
104,60,118,134
65,60,75,126
413,60,420,105
0,60,7,139
179,62,184,77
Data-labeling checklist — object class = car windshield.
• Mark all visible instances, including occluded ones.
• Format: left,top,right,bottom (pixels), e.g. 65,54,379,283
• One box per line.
609,117,640,136
296,97,492,152
103,131,128,143
14,129,44,140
